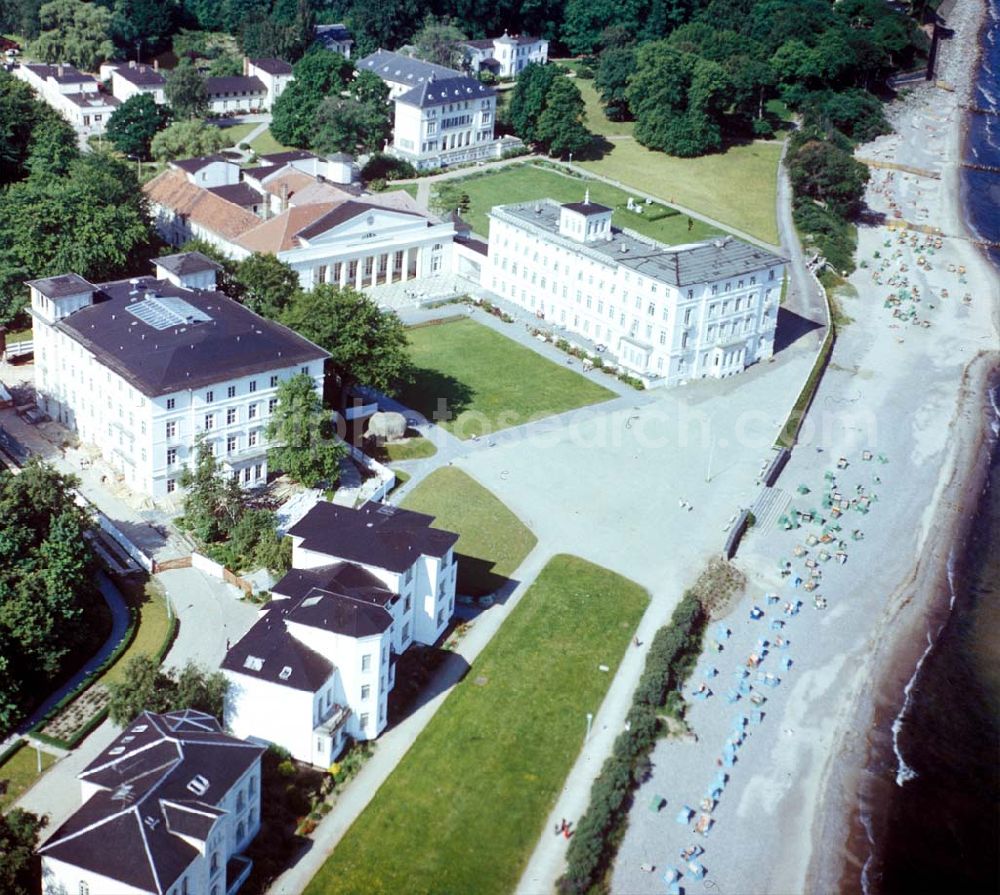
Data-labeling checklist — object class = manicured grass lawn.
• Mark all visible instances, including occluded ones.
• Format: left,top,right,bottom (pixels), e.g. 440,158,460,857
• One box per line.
400,317,615,440
382,435,437,462
249,128,295,156
554,61,634,139
437,163,723,245
0,743,56,812
401,467,536,595
99,577,173,686
218,121,257,146
579,139,782,244
304,554,649,895
376,182,418,199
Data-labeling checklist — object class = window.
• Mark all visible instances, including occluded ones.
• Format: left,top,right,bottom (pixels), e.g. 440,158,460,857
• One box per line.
167,448,177,466
404,595,412,612
402,622,410,641
237,791,245,811
270,375,279,387
227,407,237,425
227,385,236,398
248,431,257,447
361,684,371,701
301,366,310,375
248,403,257,420
166,398,175,410
210,852,219,874
249,380,257,393
254,463,262,480
204,414,214,430
167,478,176,493
165,420,176,438
360,712,369,729
361,654,371,672
227,435,237,453
79,884,89,895
437,608,445,624
206,390,214,403
268,398,278,414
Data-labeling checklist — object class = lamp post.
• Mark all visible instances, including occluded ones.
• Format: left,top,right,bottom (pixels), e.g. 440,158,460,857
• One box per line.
585,712,593,741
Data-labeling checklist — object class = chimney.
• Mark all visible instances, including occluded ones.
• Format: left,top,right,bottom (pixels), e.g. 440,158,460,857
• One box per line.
280,183,289,212
584,189,590,206
129,60,136,69
57,64,64,78
153,59,159,72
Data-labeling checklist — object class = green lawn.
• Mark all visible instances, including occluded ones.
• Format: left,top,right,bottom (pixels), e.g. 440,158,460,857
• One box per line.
554,61,634,139
401,467,536,595
0,743,56,813
249,128,296,156
304,554,649,895
100,577,172,686
218,121,257,147
579,139,782,244
382,435,437,462
376,181,418,199
436,162,724,245
400,317,615,440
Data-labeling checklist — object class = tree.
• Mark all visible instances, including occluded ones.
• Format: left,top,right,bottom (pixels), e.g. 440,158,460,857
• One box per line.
105,92,171,160
595,46,636,121
233,252,300,319
280,285,411,396
0,809,45,895
507,62,560,144
106,655,229,725
0,150,155,324
30,0,113,71
270,50,354,148
535,78,592,159
265,372,346,488
346,0,421,57
165,58,207,119
150,118,227,161
787,138,869,216
207,52,243,76
238,0,315,61
0,71,75,186
177,436,246,543
312,92,390,156
411,14,467,69
110,0,176,59
24,113,77,177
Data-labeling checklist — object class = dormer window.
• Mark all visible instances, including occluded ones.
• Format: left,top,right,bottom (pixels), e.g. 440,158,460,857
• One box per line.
187,774,210,796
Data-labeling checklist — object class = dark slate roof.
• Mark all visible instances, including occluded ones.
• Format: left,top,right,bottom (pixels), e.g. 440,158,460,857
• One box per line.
53,276,328,397
463,38,495,50
222,606,335,690
25,62,91,83
170,154,229,173
249,57,293,75
287,587,393,638
315,23,353,45
397,75,495,109
294,200,425,241
357,49,461,86
154,251,223,276
495,199,787,288
25,273,94,299
456,235,488,256
564,200,612,216
115,63,166,86
206,182,264,207
39,710,262,895
205,75,266,96
287,500,458,573
272,562,397,606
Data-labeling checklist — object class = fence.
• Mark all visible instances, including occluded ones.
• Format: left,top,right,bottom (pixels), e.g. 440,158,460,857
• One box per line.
153,552,254,596
94,512,154,573
344,441,396,505
2,339,33,360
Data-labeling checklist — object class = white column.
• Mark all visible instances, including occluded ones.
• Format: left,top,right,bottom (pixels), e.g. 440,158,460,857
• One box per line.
339,261,348,288
401,249,410,283
355,256,364,289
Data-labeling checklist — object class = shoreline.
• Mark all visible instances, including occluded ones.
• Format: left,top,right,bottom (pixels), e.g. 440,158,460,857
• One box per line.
808,1,1000,889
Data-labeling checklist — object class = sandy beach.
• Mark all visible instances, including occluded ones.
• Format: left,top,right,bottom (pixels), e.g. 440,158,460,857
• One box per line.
610,1,1000,892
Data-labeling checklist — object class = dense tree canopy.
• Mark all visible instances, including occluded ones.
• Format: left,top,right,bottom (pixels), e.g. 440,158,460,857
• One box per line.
507,62,560,145
165,58,208,119
535,77,591,158
787,137,869,217
594,46,636,121
265,372,347,488
150,117,227,161
0,808,45,895
107,655,229,725
280,285,411,396
0,461,102,735
411,13,467,69
105,92,172,160
270,50,354,148
311,72,391,156
233,252,300,319
30,0,113,71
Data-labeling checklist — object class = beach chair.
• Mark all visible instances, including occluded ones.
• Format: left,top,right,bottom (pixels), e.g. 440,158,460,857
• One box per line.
676,806,694,824
649,794,666,813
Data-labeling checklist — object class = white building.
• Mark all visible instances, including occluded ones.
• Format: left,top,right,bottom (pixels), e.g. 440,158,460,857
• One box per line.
484,197,786,387
223,501,458,766
145,150,459,290
357,49,522,170
314,23,354,59
28,252,329,500
461,31,549,79
13,62,119,137
243,57,294,108
38,709,264,895
103,60,167,104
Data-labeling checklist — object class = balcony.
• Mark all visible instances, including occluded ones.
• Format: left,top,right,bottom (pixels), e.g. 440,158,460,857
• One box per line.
314,703,350,737
226,855,253,895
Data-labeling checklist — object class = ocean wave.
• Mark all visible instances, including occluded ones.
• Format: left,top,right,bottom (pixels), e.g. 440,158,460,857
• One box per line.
860,807,877,895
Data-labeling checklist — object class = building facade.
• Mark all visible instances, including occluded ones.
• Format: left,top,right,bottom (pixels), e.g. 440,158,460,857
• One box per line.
461,32,549,78
484,197,786,387
103,60,167,104
28,253,328,500
314,23,354,58
223,501,458,766
13,62,119,137
39,709,264,895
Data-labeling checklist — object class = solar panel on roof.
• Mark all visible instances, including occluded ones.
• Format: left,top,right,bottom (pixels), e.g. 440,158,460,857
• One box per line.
125,294,213,331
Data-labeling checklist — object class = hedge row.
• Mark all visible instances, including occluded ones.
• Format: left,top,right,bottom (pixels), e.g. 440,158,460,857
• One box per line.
559,591,707,895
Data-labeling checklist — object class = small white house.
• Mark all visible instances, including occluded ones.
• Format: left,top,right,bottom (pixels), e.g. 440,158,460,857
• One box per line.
314,23,354,58
461,31,549,78
38,709,264,895
223,501,459,767
106,60,167,104
244,57,294,108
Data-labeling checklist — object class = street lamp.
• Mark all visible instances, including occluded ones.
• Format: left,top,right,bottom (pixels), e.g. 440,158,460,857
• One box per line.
585,712,593,741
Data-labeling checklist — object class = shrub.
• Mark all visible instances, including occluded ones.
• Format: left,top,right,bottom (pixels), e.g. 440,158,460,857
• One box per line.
361,152,416,183
277,759,296,778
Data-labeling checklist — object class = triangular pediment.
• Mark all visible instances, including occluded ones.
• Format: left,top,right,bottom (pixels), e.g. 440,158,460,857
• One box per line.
295,202,428,245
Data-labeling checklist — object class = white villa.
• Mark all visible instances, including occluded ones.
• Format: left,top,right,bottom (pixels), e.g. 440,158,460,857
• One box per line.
483,196,787,387
101,60,167,104
28,252,328,500
222,501,458,767
145,150,460,290
13,62,119,137
356,49,522,170
38,709,264,895
460,31,549,78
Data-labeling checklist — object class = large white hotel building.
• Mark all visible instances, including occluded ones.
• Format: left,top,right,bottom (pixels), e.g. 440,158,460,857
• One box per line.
484,197,787,387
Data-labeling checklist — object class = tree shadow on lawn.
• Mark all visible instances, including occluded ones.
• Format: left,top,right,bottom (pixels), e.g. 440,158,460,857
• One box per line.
387,643,471,728
400,367,476,428
774,306,825,354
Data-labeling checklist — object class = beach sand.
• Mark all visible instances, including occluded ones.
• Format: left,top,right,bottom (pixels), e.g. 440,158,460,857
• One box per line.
611,2,1000,892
